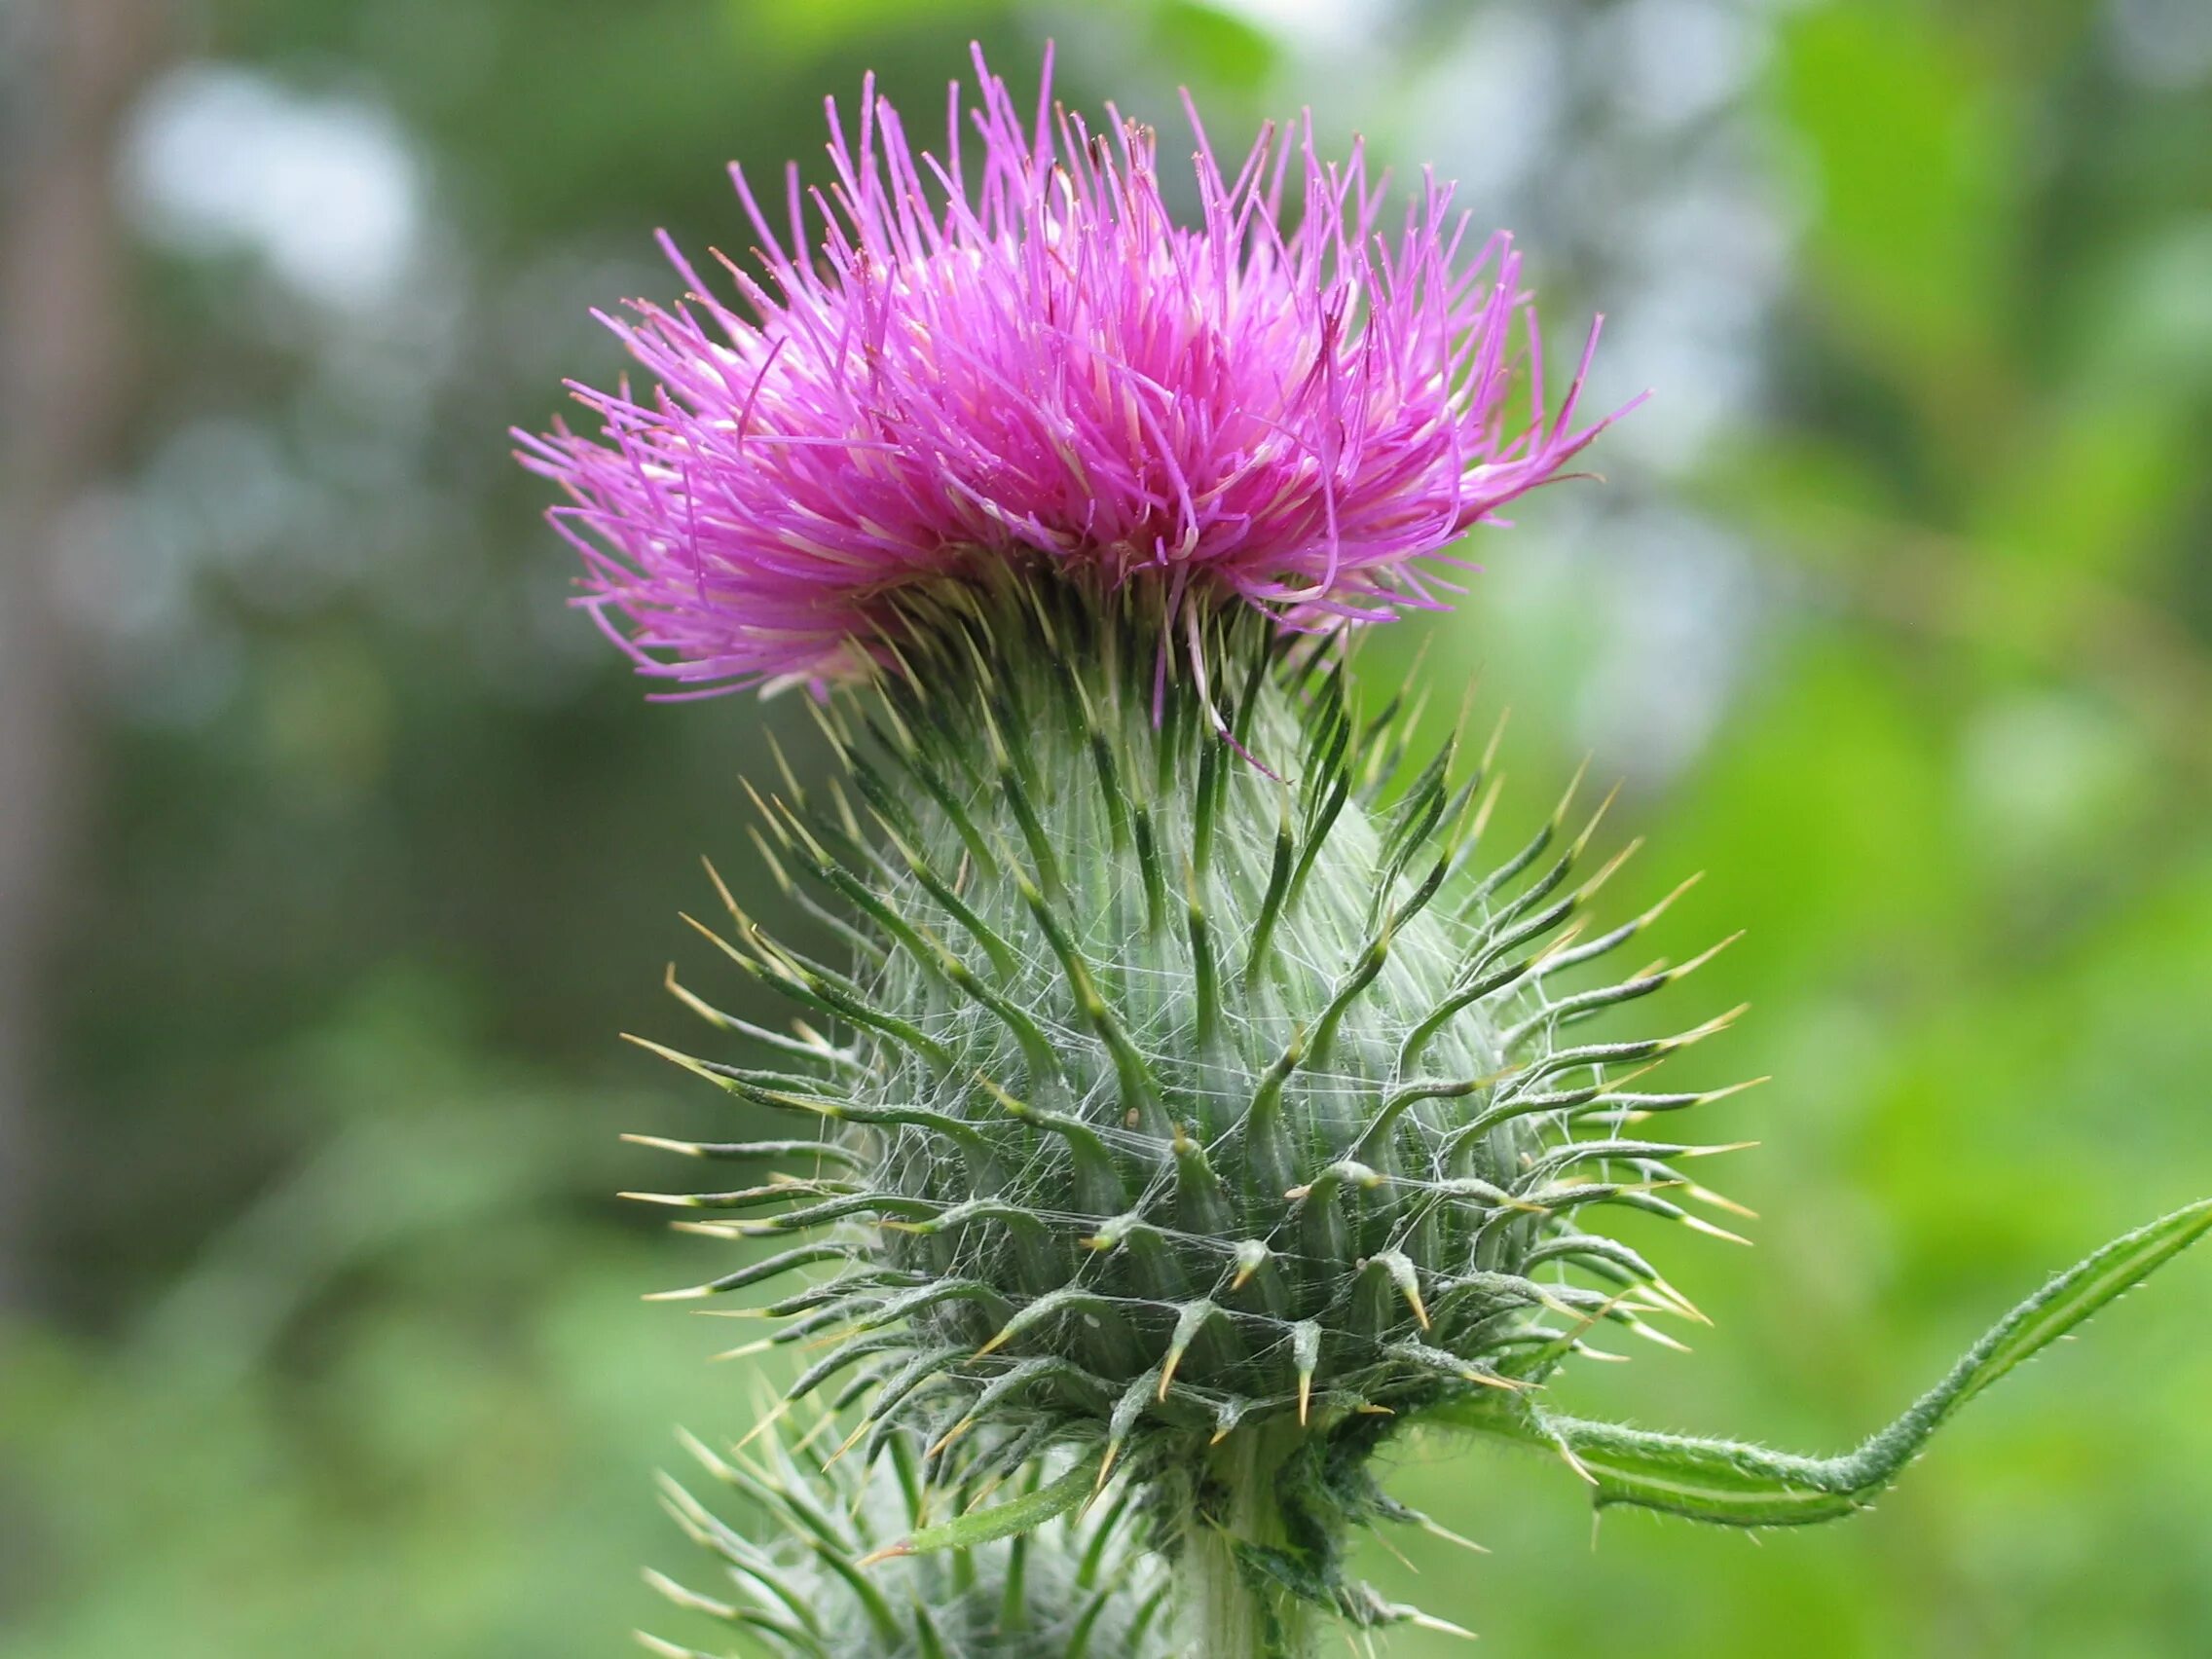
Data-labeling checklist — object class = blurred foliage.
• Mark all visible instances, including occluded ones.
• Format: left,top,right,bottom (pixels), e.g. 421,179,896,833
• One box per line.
3,0,2208,1654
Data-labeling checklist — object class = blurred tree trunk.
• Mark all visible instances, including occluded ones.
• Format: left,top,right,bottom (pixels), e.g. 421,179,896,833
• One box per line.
0,0,166,1313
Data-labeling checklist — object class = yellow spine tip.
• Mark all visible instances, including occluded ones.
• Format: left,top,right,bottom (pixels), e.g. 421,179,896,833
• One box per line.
925,1419,975,1458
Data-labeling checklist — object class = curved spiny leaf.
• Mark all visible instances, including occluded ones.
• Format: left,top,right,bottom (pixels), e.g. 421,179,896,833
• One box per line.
1429,1199,2212,1524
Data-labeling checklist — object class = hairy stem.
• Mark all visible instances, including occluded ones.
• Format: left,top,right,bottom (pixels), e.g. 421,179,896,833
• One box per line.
1179,1419,1317,1659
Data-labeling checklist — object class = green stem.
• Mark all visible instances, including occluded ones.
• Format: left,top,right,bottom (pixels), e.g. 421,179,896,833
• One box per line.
1177,1419,1317,1659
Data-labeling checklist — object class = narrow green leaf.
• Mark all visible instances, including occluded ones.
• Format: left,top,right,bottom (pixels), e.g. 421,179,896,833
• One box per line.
1426,1199,2212,1526
883,1454,1099,1558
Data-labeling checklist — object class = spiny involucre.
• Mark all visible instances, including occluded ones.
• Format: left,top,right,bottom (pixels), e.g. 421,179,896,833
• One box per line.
644,1413,1170,1659
523,47,2211,1659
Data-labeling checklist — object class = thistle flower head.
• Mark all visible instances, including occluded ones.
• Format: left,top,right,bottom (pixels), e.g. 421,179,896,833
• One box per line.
517,45,1612,695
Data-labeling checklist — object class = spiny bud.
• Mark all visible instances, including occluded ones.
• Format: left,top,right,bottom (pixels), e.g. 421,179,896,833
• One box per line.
644,1409,1168,1659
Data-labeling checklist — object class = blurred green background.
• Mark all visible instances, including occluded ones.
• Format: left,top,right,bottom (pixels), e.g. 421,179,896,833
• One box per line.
2,0,2208,1653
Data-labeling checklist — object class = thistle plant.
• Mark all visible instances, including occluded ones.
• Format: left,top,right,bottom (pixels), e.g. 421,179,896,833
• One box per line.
520,49,2210,1659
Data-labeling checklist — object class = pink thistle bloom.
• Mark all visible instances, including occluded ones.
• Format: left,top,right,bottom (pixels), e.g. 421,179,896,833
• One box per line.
517,45,1623,697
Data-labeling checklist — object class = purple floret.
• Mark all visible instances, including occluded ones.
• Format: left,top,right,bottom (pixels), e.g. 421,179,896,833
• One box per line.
517,45,1622,696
